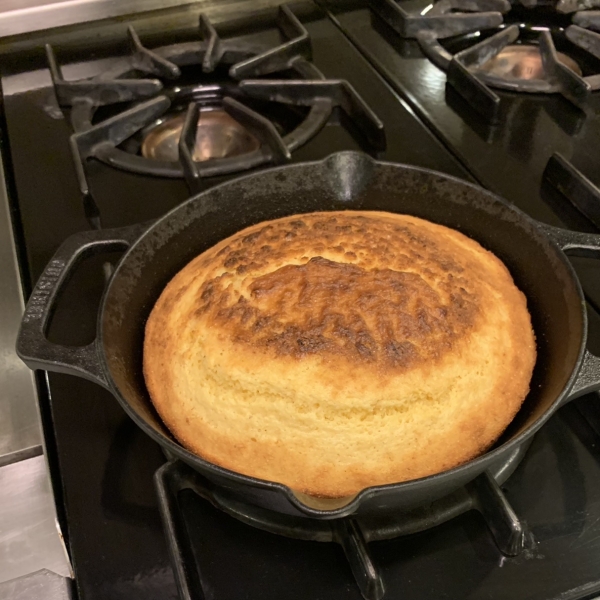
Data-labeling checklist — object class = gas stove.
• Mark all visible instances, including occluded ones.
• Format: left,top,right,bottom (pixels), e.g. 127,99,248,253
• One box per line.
2,1,600,600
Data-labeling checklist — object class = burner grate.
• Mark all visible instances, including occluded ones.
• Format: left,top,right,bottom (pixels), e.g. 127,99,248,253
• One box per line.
47,7,386,227
154,445,531,600
446,25,599,119
367,0,600,121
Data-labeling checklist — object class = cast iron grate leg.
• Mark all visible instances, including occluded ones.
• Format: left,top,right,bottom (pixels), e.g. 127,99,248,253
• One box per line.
229,5,312,79
128,25,181,79
333,519,385,600
468,471,526,556
367,0,504,38
45,43,163,108
544,153,600,228
447,25,518,122
155,462,204,600
539,31,592,107
199,14,222,73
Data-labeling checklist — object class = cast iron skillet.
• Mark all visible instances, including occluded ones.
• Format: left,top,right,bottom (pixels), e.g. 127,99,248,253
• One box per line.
16,151,600,519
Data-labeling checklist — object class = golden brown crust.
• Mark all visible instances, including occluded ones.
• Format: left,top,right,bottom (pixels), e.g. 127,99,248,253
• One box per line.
144,211,536,497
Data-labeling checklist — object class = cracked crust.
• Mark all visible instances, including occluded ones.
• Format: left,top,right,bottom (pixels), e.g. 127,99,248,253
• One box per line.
144,211,536,497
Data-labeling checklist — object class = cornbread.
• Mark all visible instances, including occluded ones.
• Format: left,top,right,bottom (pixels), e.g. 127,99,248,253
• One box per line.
143,211,536,497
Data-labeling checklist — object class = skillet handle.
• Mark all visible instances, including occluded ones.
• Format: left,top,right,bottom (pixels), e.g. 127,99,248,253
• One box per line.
538,223,600,401
16,223,147,390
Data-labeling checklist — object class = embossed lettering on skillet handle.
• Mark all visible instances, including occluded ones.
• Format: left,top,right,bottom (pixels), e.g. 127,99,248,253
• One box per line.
16,223,147,389
538,222,600,403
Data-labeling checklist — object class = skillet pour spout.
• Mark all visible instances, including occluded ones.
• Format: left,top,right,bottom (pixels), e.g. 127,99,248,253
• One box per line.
16,151,600,518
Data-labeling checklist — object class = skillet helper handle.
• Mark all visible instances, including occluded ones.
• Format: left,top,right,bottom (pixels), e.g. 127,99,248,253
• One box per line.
16,223,146,389
539,223,600,400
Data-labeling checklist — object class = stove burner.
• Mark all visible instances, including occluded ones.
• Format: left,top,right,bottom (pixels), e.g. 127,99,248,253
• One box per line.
368,0,600,121
155,442,532,600
141,109,261,162
478,44,582,80
46,6,386,226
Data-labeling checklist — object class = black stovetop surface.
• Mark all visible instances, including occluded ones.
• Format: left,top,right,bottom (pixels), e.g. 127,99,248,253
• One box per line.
3,1,600,599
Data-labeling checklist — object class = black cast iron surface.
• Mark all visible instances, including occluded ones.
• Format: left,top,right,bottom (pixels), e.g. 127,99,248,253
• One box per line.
4,2,600,600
